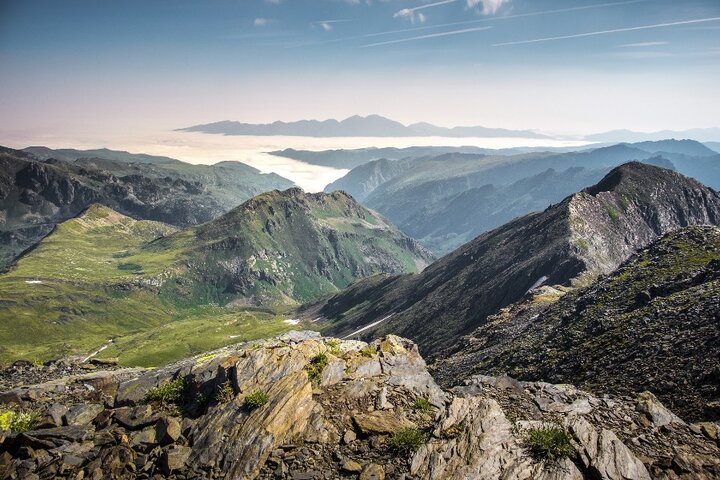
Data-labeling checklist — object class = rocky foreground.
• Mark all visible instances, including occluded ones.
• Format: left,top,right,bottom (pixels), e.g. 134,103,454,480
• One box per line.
1,333,719,479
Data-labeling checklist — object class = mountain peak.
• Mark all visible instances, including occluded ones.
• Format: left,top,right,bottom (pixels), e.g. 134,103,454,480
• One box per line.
583,161,675,196
320,163,720,356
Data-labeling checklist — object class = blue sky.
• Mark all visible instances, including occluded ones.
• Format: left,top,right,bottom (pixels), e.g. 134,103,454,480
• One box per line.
1,0,719,141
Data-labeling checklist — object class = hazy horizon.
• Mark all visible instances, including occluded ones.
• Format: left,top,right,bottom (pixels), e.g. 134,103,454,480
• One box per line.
2,0,720,145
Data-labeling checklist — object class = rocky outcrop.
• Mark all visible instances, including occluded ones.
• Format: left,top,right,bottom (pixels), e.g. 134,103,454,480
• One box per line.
433,226,720,423
1,333,718,479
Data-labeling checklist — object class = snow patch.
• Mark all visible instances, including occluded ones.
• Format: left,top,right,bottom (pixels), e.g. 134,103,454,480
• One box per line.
526,276,548,294
25,280,42,284
283,319,301,325
343,313,395,339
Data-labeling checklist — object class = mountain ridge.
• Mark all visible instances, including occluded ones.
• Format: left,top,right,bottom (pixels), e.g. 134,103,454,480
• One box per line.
0,146,294,269
314,162,720,356
433,225,720,422
179,115,550,138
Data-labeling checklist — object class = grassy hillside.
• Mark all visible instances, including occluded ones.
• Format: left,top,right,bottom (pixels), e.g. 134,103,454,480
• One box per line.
0,146,294,269
0,189,431,365
0,205,292,365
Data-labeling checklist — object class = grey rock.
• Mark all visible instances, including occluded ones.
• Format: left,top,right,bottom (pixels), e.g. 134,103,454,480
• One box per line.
63,404,103,426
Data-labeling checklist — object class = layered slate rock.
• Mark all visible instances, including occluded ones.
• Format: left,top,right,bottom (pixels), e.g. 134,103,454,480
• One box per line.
1,333,718,479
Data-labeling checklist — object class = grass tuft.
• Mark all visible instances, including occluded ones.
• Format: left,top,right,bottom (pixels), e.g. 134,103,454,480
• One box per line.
389,427,428,453
525,426,575,461
144,378,187,404
360,346,375,357
305,352,329,383
413,398,433,413
244,390,269,410
0,409,39,432
215,381,235,403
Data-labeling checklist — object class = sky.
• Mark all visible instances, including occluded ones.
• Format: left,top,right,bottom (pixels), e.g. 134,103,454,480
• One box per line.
1,0,719,146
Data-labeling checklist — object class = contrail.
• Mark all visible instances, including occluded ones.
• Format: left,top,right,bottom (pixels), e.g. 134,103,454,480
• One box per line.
494,17,720,46
362,26,492,48
369,0,649,39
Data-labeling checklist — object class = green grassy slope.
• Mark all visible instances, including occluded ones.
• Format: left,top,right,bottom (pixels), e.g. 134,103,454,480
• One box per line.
0,190,431,365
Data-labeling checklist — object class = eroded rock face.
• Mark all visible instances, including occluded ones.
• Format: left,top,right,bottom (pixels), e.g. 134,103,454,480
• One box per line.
1,334,719,479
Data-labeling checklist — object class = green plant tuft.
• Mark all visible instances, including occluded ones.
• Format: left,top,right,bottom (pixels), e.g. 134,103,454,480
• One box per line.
605,205,620,223
413,398,433,413
525,426,575,461
215,381,235,403
360,346,375,357
306,352,329,383
144,378,187,404
326,339,341,356
0,409,39,432
244,390,269,410
389,427,428,453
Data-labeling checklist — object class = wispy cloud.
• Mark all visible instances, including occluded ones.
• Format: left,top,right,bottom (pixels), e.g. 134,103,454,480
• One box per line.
362,26,492,48
254,18,272,27
494,17,720,46
368,0,650,40
314,19,353,32
394,0,456,23
618,41,669,47
290,0,650,49
392,0,510,22
466,0,510,15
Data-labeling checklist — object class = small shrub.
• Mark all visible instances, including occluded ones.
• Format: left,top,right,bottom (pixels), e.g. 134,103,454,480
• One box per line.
413,398,433,413
619,195,631,212
389,427,428,453
525,426,575,461
0,410,39,432
360,346,375,357
244,390,269,410
144,378,186,404
326,340,341,356
306,352,329,383
196,392,211,409
215,381,235,403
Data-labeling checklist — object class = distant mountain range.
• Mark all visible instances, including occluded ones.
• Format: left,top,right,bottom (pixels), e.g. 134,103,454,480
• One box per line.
180,115,720,143
325,139,720,255
586,128,720,143
178,115,550,139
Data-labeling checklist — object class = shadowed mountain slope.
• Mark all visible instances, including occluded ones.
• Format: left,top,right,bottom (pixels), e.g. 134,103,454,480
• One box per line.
315,163,720,357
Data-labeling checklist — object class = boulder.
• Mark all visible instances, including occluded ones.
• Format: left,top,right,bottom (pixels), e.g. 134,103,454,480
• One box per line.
63,404,103,426
160,445,191,474
636,391,684,427
352,411,414,435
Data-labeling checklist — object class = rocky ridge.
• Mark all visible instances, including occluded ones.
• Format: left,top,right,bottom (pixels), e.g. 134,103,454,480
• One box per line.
432,225,720,423
317,162,720,357
1,333,719,479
